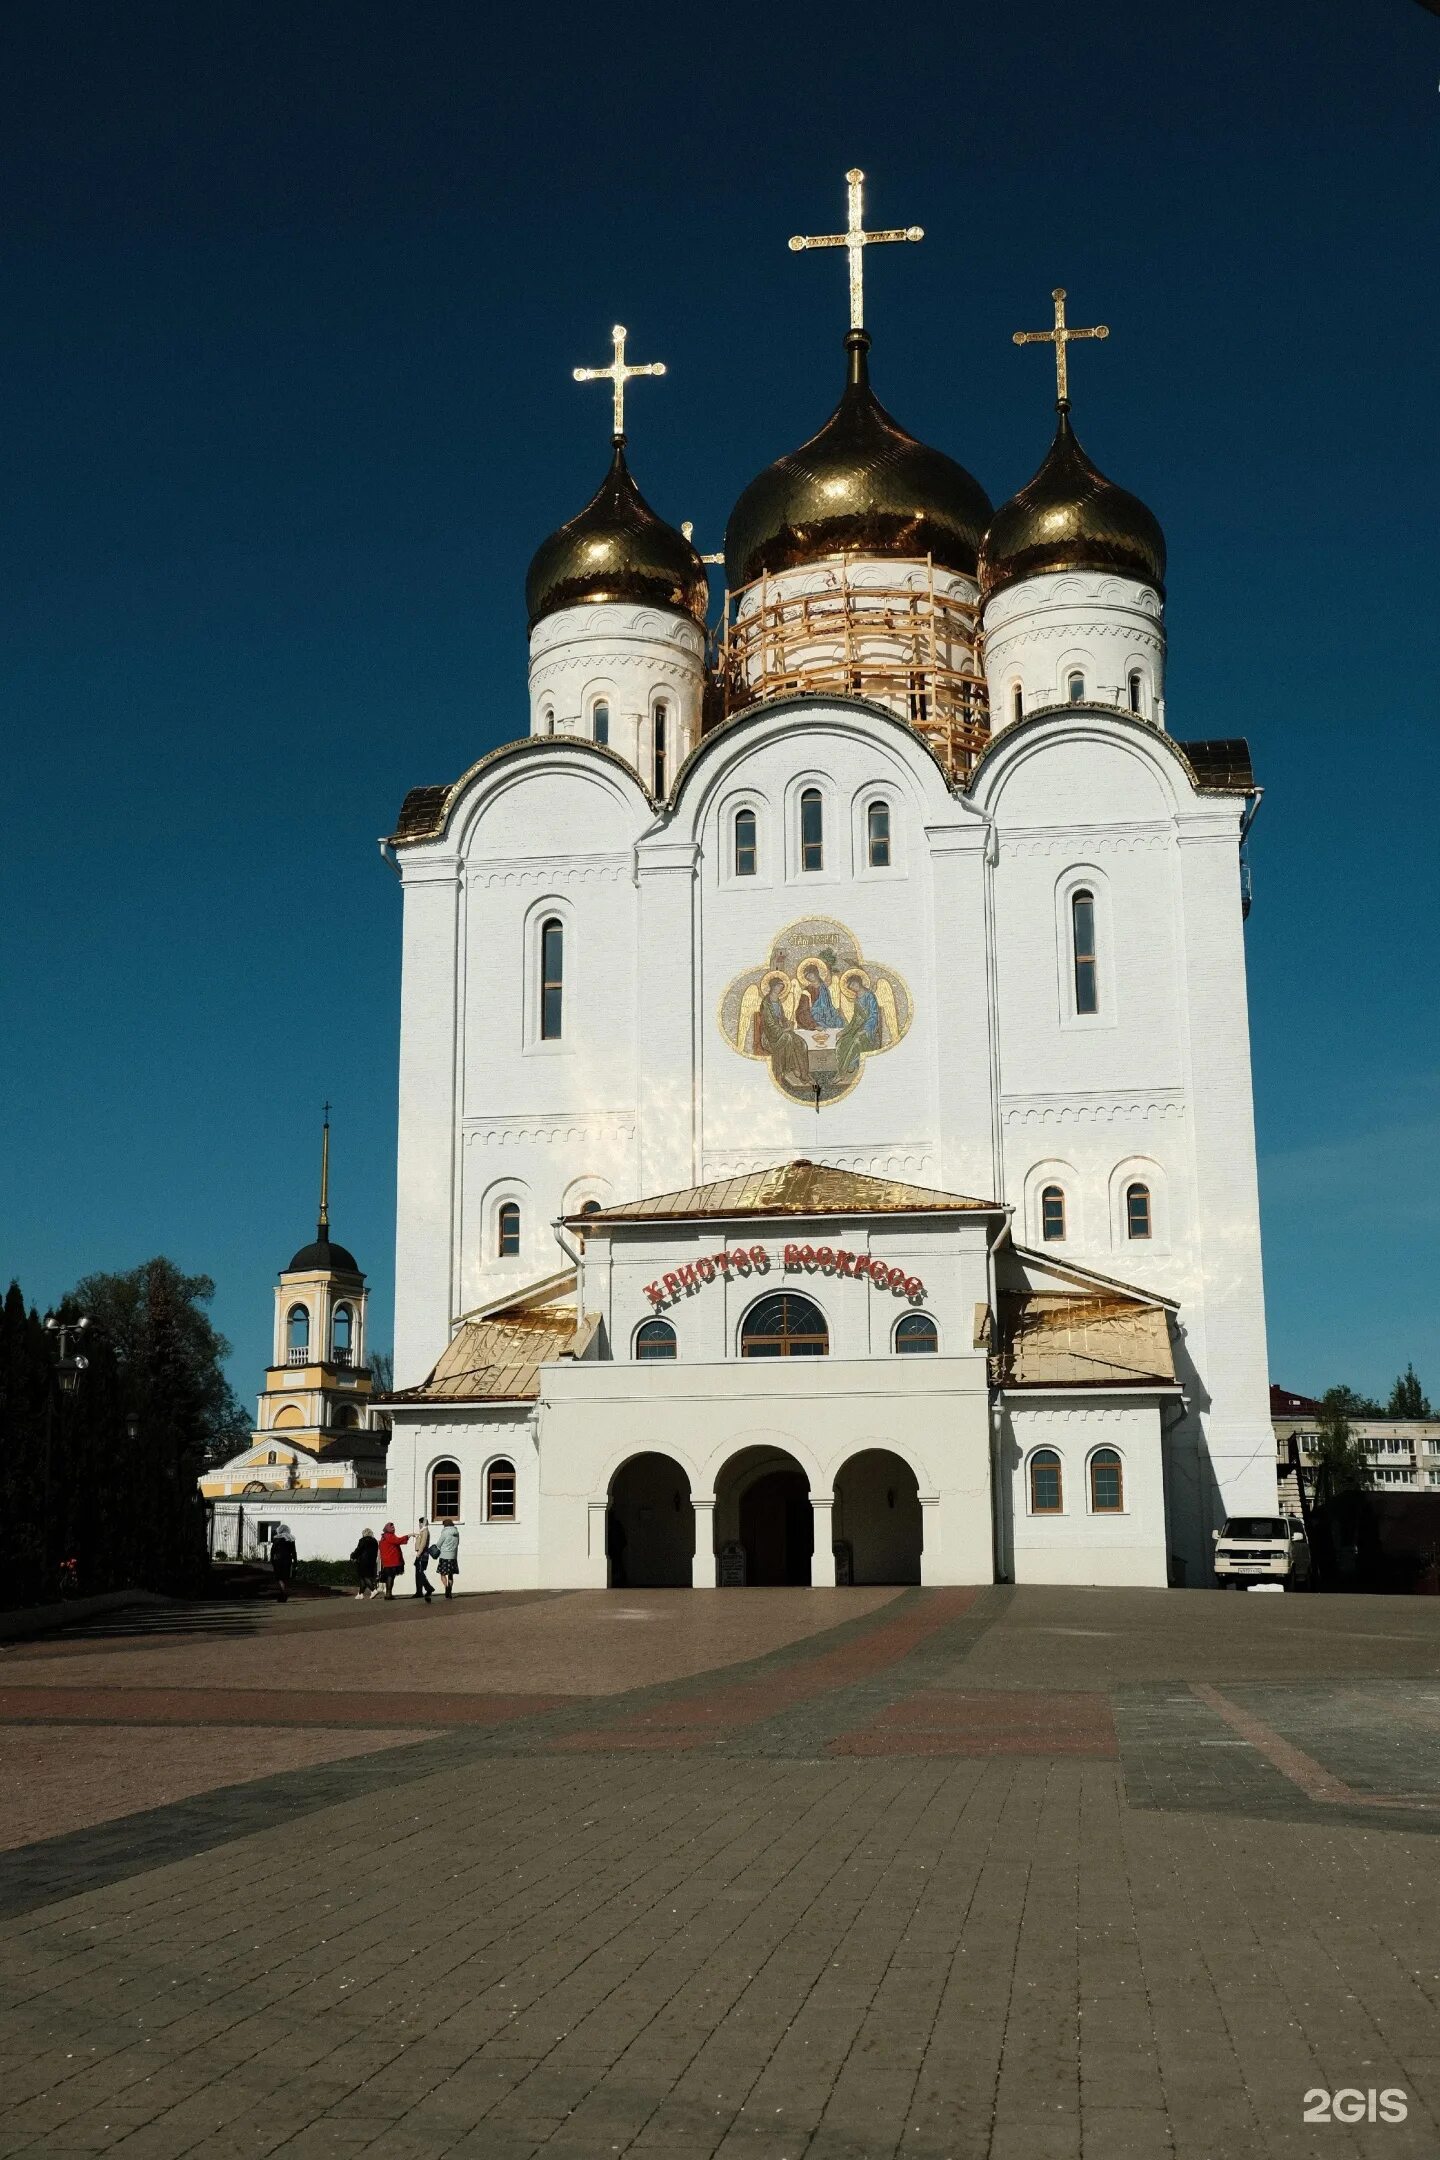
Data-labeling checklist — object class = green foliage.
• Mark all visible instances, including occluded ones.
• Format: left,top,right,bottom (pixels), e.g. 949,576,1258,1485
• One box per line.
1387,1364,1432,1419
1321,1384,1382,1417
1312,1408,1375,1499
292,1557,356,1590
0,1260,245,1610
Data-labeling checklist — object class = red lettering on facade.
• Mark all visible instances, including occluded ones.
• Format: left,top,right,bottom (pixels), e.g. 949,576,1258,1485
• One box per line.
697,1256,716,1283
644,1282,666,1309
749,1244,769,1269
663,1272,682,1297
677,1264,699,1292
816,1245,835,1270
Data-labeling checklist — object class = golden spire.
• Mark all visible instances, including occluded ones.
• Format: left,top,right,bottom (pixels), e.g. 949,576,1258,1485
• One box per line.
788,167,923,332
318,1101,331,1240
1012,287,1109,411
573,325,666,441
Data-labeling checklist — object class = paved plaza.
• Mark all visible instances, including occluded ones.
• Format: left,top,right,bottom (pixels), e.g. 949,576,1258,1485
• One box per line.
2,1585,1440,2159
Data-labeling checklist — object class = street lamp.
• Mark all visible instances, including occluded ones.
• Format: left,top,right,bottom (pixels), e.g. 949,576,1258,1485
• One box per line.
45,1313,91,1394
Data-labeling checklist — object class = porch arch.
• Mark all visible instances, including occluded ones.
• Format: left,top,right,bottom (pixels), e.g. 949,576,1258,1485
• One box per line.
606,1452,695,1588
833,1448,922,1584
714,1444,813,1585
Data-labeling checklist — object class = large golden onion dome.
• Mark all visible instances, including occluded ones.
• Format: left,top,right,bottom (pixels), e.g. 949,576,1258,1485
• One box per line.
724,331,993,590
979,410,1165,604
525,440,708,630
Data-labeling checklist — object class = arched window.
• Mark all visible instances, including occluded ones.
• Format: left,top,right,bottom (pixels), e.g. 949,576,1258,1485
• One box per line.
1126,1182,1152,1239
800,788,824,872
486,1458,516,1520
635,1318,677,1361
1089,1448,1123,1512
543,707,556,737
1041,1185,1066,1242
497,1201,521,1258
894,1312,938,1354
1072,890,1099,1015
540,917,564,1040
1067,671,1086,703
1127,671,1143,714
431,1459,461,1518
1029,1448,1063,1513
332,1303,353,1361
286,1305,309,1356
592,699,609,747
866,800,891,868
1011,684,1024,725
741,1292,828,1358
578,1198,602,1219
734,807,757,877
333,1404,359,1430
652,701,668,795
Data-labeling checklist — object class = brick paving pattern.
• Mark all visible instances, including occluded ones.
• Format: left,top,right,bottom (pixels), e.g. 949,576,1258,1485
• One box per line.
1,1583,1439,2157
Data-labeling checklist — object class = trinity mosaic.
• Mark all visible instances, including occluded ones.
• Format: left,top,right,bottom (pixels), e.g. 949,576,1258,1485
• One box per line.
719,916,913,1107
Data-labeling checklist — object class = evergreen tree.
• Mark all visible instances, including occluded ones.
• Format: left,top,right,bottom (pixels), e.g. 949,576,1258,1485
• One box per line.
1387,1364,1432,1419
1312,1407,1375,1499
1321,1383,1382,1418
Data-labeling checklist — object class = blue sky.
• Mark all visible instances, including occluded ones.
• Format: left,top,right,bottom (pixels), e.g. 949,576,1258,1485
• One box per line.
2,0,1437,1406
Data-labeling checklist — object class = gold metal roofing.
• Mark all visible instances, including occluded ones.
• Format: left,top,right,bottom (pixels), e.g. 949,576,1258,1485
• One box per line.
392,1302,599,1406
525,440,708,630
979,410,1165,603
724,332,993,589
994,1293,1175,1391
568,1159,1001,1226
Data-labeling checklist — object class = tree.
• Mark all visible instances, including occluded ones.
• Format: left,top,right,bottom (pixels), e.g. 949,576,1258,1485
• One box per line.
367,1349,393,1396
1387,1365,1432,1419
1311,1407,1374,1499
1320,1384,1382,1418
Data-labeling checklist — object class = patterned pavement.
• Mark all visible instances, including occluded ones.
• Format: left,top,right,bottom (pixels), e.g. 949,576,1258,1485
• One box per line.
2,1583,1439,2157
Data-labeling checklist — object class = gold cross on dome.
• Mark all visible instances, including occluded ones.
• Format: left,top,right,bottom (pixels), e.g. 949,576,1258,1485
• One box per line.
573,324,666,440
1012,287,1109,410
788,167,923,332
681,521,725,566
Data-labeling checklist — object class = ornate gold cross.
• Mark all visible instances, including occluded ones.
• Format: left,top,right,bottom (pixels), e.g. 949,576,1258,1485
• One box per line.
1012,287,1109,410
573,325,666,441
788,168,923,332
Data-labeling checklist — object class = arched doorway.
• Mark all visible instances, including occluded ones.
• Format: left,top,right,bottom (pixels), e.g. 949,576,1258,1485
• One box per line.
716,1446,813,1586
833,1449,922,1584
607,1453,694,1588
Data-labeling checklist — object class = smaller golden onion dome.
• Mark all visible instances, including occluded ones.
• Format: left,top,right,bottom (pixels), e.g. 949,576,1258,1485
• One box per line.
724,331,993,590
525,440,708,630
980,411,1165,604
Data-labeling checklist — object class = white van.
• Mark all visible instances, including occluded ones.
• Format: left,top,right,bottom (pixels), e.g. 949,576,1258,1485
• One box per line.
1212,1515,1312,1590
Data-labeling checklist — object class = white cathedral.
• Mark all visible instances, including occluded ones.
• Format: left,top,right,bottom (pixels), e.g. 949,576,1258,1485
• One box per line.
381,173,1278,1593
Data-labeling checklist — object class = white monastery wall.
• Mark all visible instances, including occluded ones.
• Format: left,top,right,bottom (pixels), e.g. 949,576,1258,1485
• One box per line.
998,1399,1169,1586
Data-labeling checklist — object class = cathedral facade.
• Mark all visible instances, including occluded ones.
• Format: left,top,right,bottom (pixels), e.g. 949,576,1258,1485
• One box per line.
382,184,1277,1593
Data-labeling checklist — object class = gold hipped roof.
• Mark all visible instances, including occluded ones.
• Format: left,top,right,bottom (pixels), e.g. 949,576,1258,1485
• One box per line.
391,1300,599,1405
979,410,1165,603
525,440,708,629
993,1292,1175,1390
724,331,993,589
567,1159,1001,1226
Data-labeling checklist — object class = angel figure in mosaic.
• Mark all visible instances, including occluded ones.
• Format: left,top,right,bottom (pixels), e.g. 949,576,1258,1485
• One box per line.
736,969,811,1092
834,967,900,1080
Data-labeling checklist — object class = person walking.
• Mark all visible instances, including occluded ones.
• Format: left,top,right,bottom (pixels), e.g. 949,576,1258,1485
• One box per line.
433,1517,460,1599
351,1528,379,1599
377,1522,409,1600
412,1517,434,1600
269,1523,297,1603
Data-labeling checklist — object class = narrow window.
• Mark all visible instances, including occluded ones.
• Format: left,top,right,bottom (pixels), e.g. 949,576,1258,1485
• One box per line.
592,699,609,747
800,788,823,872
907,671,928,726
431,1459,461,1518
1089,1448,1123,1512
894,1313,938,1354
1067,671,1085,703
497,1201,520,1258
1041,1185,1066,1242
332,1304,353,1363
543,707,555,737
652,702,668,795
540,917,564,1040
286,1305,309,1357
1029,1448,1063,1513
1072,890,1098,1015
635,1318,677,1361
486,1458,516,1520
866,800,891,868
1126,1182,1152,1239
734,807,757,877
578,1198,602,1219
1128,671,1143,714
1011,684,1024,725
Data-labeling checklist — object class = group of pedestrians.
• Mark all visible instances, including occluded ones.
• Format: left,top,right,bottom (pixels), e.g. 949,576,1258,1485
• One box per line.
349,1517,460,1601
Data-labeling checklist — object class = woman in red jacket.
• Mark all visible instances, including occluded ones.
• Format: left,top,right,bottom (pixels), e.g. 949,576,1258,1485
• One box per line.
376,1522,409,1600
